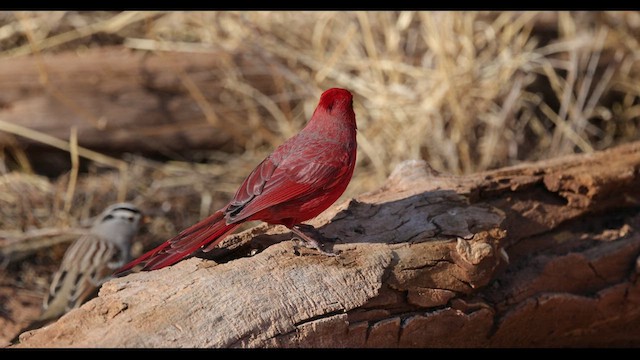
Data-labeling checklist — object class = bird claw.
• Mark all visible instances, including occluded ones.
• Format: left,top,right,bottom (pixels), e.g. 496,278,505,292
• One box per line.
292,236,337,256
290,224,338,256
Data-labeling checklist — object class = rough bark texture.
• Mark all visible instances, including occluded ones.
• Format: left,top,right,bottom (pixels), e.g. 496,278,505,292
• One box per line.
11,141,640,348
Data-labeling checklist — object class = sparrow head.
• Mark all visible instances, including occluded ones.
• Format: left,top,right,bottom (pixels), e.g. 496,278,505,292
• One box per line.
91,203,144,248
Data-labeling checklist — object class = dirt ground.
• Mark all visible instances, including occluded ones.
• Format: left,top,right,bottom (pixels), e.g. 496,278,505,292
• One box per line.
1,261,55,344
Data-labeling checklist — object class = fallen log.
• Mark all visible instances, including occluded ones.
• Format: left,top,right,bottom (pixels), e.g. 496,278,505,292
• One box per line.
0,46,282,161
11,141,640,348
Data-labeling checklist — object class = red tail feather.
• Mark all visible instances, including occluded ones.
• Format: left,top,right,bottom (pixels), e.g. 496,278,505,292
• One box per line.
115,211,239,274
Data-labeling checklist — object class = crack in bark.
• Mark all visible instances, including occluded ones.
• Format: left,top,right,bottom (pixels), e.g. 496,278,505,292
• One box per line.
587,261,607,283
392,218,411,232
291,309,346,328
449,272,475,291
401,258,453,272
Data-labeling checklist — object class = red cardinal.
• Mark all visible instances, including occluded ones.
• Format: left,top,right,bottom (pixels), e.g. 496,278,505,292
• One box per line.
116,88,357,274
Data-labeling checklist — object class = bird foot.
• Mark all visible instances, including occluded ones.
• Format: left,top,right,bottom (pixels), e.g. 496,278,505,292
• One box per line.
291,224,337,256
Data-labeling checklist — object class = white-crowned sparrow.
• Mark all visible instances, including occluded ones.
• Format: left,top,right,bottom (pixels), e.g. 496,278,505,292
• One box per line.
11,203,144,343
40,202,144,321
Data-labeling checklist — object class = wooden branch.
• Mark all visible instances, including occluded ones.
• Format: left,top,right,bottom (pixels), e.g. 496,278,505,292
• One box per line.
11,141,640,348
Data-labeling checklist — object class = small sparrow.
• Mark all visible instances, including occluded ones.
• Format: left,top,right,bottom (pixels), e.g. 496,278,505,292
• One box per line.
41,202,144,320
11,203,144,343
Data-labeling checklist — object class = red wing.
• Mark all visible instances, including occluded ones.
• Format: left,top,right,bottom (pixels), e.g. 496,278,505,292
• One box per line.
226,144,353,223
225,156,278,217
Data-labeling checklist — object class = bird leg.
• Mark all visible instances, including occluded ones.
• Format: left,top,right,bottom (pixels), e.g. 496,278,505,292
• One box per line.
290,224,337,256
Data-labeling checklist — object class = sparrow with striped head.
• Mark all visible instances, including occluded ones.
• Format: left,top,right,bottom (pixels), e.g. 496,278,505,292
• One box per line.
11,203,144,343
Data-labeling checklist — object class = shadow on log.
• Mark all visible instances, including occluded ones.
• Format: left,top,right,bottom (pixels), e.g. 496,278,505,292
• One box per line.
10,141,640,348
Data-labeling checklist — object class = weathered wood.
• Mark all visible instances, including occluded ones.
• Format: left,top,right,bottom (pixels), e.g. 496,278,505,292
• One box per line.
0,47,276,156
10,141,640,348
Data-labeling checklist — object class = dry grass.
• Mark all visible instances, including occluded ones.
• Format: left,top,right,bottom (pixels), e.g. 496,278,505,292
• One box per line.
0,10,638,237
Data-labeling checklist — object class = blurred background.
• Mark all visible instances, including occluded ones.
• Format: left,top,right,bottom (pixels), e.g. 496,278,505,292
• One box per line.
1,11,640,342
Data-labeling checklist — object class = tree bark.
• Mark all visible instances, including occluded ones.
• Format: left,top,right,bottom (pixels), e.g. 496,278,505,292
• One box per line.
11,141,640,348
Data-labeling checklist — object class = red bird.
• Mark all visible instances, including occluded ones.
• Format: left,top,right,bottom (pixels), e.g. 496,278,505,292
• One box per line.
116,88,357,273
